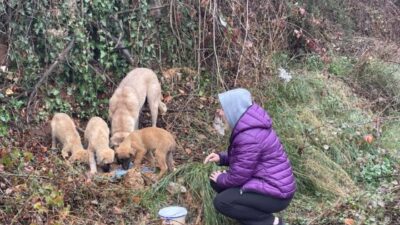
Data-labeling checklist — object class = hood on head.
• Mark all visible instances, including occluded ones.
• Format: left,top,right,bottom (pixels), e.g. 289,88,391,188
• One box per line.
218,88,253,128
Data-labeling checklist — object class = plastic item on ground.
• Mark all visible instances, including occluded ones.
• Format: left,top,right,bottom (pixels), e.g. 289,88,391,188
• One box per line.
158,206,188,225
111,162,134,181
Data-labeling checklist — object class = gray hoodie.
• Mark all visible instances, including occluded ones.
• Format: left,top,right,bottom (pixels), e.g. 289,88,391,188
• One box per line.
218,88,253,128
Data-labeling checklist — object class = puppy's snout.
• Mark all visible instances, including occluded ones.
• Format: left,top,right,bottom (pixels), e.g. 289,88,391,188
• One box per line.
116,154,122,164
120,158,131,170
101,164,111,172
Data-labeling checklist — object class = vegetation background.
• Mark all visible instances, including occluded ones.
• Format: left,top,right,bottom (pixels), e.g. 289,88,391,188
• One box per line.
0,0,399,224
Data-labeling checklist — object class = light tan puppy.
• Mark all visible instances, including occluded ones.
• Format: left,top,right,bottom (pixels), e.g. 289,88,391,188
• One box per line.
115,127,175,180
84,117,115,173
51,113,88,163
109,68,167,147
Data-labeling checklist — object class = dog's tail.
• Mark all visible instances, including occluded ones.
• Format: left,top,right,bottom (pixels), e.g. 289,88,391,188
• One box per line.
166,149,174,172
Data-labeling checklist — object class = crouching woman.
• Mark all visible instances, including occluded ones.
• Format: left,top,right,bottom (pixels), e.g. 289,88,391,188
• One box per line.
204,88,296,225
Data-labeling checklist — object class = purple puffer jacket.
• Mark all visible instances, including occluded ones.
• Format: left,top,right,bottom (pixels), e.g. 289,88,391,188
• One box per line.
216,104,296,199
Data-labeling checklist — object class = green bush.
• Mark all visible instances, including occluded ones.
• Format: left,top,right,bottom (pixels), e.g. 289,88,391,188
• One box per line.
353,60,400,110
4,0,199,121
328,56,354,76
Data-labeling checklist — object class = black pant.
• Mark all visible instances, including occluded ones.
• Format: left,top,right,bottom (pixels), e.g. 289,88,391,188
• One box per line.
210,180,292,225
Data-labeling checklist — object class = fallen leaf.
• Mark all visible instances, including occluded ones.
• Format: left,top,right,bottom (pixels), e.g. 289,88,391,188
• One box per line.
299,7,306,16
363,134,374,144
167,182,187,194
14,184,27,193
24,165,34,173
198,134,207,140
113,206,123,215
245,40,253,48
33,202,42,210
312,17,321,25
0,164,4,172
40,145,48,153
5,88,13,96
178,89,186,95
344,218,355,225
200,0,209,7
85,178,92,184
5,188,13,195
132,196,141,204
163,95,173,103
91,200,99,205
294,29,303,39
185,148,192,155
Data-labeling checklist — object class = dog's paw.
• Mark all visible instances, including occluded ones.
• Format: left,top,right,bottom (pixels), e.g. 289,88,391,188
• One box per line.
159,102,168,115
61,151,70,159
69,151,89,163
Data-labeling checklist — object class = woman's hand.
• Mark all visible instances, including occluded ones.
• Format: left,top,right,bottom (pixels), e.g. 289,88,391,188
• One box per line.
204,153,220,164
210,170,225,182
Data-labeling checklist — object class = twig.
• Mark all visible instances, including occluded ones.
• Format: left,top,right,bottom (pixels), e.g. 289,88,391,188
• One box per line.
169,0,183,46
306,199,342,225
113,33,123,49
194,205,203,225
114,4,169,15
26,38,75,123
212,0,225,90
101,29,135,65
196,0,202,86
10,196,33,225
234,0,249,87
88,62,115,86
386,60,400,65
1,171,50,179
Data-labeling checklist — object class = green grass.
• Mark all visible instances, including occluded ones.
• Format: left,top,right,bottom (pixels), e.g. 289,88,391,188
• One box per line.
138,67,400,224
2,54,399,224
140,163,233,225
249,63,399,223
352,60,400,111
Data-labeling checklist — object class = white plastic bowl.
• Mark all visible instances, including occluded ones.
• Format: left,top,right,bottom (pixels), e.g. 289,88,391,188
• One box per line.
158,206,188,225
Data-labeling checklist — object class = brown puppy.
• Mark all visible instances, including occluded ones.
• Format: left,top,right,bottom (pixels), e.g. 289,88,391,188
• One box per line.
109,68,167,147
84,117,115,173
51,113,88,163
115,127,175,180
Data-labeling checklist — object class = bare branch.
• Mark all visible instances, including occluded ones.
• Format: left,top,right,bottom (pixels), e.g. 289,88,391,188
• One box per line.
101,29,135,65
26,38,75,123
212,0,226,90
234,0,249,87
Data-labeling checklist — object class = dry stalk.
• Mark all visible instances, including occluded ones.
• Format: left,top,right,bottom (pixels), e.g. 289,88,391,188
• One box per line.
212,0,226,90
234,0,249,87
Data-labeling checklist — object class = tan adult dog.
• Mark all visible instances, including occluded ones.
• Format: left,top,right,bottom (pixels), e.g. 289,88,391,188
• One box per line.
115,127,175,180
109,68,167,147
84,117,115,173
51,113,88,163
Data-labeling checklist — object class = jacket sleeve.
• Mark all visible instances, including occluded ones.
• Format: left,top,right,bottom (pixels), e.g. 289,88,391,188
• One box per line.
216,139,260,189
218,152,229,166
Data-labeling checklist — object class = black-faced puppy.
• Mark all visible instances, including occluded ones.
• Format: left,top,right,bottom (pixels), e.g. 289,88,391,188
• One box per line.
115,127,175,180
109,68,167,147
84,117,115,173
51,113,88,163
